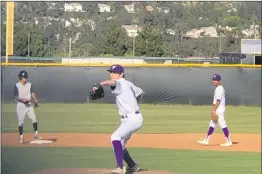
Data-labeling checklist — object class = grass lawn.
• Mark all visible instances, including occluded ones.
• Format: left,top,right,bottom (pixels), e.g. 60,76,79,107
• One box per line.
2,104,261,134
2,104,261,174
2,147,261,174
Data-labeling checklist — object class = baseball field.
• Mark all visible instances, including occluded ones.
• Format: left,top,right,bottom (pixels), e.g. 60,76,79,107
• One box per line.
1,103,261,174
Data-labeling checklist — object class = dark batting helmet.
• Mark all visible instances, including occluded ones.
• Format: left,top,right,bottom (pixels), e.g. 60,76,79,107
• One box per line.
18,70,28,79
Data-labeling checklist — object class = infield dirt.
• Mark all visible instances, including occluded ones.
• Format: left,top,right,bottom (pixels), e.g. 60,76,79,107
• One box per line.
2,133,261,152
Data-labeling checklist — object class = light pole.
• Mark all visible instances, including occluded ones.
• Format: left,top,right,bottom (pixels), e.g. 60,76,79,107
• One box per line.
28,30,30,57
132,36,135,56
69,37,72,57
219,33,222,53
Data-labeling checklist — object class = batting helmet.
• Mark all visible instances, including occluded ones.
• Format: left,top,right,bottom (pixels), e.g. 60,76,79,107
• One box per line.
18,70,28,79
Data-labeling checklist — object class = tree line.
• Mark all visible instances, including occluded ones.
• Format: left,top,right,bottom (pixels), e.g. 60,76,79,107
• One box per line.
1,1,261,58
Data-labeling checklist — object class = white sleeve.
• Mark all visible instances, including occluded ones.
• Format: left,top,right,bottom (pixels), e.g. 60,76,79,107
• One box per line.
215,87,223,101
131,83,143,98
111,80,122,95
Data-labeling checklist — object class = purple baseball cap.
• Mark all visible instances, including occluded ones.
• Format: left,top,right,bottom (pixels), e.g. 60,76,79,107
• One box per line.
212,74,221,81
107,64,124,74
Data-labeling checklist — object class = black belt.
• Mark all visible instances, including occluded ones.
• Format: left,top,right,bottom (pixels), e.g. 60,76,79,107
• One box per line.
121,111,140,119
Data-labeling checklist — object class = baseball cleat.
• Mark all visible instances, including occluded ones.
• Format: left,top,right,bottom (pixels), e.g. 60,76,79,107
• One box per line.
220,141,233,147
111,167,123,174
197,139,209,145
19,137,24,144
34,135,43,140
126,163,140,172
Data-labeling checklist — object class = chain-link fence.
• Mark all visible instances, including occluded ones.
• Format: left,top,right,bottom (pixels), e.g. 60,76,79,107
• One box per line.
1,56,222,65
1,55,258,65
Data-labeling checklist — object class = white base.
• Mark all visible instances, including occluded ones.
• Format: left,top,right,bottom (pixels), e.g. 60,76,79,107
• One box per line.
29,140,54,144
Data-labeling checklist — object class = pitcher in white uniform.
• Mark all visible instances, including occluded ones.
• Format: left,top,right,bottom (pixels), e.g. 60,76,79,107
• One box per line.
94,64,144,174
197,74,233,147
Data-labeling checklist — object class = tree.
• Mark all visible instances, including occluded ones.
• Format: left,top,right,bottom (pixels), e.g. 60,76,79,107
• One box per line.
135,24,165,57
72,43,93,57
43,23,60,56
3,1,261,58
224,15,240,27
258,25,262,39
29,27,46,57
102,22,129,56
137,10,155,26
88,22,130,56
13,24,46,57
1,24,6,56
81,2,99,18
114,7,133,25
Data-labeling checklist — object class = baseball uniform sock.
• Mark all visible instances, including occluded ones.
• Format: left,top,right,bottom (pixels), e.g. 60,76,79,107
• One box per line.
222,127,230,141
33,122,38,132
18,126,23,135
112,140,123,169
123,149,136,168
206,126,215,141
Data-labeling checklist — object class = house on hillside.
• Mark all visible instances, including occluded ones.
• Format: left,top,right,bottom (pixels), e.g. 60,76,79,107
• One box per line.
87,19,96,30
165,29,176,35
145,5,154,11
157,7,170,14
64,3,83,12
242,25,260,38
185,29,201,38
183,2,200,7
202,26,218,37
186,26,218,38
199,27,207,32
124,3,135,13
98,3,111,12
218,25,233,32
47,2,58,10
64,18,84,27
122,25,142,37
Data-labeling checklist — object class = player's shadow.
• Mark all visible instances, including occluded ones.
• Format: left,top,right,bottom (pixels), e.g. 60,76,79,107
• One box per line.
211,141,239,146
45,138,58,142
125,168,148,174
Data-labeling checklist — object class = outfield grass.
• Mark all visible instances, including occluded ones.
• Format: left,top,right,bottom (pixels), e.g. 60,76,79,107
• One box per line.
2,147,261,174
2,104,261,133
2,104,261,174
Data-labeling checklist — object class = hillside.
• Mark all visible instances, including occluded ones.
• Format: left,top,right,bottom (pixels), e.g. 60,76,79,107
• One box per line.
1,1,261,58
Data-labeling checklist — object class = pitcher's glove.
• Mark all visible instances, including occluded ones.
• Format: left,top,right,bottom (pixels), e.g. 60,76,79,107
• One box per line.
211,111,218,121
90,83,104,100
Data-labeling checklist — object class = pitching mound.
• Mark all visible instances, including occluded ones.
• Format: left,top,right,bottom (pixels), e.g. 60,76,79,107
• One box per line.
28,168,177,174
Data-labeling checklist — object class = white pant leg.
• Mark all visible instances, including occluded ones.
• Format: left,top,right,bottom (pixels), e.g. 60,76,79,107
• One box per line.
121,133,132,150
209,120,217,128
16,104,27,126
26,107,37,123
111,113,143,149
217,111,227,129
